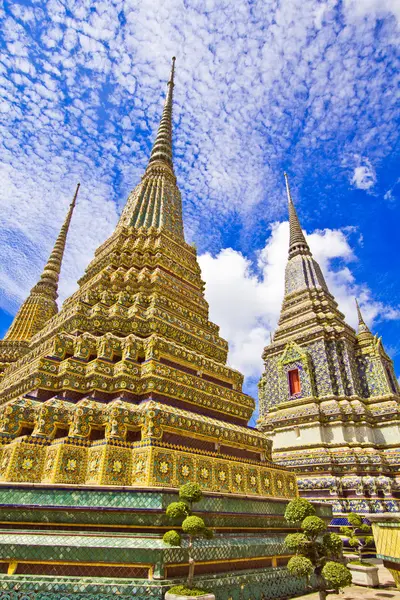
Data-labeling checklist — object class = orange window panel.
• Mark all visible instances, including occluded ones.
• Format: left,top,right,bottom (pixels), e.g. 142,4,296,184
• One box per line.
288,369,301,395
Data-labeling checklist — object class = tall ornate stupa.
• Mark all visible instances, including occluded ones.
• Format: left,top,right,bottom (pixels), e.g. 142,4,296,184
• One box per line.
0,60,325,600
258,174,400,517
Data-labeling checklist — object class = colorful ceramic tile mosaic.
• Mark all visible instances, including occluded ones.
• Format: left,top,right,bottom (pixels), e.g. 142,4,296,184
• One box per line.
258,175,400,517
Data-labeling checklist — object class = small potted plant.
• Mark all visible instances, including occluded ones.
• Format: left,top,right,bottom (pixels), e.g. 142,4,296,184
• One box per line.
284,498,352,600
340,513,378,587
163,483,215,600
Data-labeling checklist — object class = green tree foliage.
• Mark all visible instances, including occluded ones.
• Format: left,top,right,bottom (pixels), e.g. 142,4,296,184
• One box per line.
163,530,181,546
322,562,352,589
340,513,374,564
163,484,213,592
179,483,203,505
284,498,351,600
166,501,189,520
284,497,316,523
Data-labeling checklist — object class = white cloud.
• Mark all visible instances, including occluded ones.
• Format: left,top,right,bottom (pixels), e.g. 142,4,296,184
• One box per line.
199,221,399,380
351,157,377,190
344,0,400,25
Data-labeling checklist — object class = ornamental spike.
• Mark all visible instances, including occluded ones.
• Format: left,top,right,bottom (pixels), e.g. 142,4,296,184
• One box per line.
284,172,310,257
147,57,176,171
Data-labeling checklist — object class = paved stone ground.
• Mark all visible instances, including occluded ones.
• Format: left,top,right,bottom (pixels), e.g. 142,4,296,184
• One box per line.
294,562,400,600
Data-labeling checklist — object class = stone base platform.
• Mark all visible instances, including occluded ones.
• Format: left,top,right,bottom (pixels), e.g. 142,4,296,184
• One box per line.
0,484,331,599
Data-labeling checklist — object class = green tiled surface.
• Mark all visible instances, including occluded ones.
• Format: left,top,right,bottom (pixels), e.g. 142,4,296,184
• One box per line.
0,486,300,514
0,487,330,599
0,566,309,600
0,531,289,564
0,506,291,529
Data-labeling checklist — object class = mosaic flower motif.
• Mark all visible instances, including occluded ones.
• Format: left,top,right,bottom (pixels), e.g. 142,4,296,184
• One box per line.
277,479,283,489
264,477,271,488
200,467,209,479
65,459,77,472
235,473,242,484
136,459,145,474
218,471,226,482
250,476,257,487
45,457,54,471
159,461,169,474
181,464,190,477
89,457,99,472
113,460,123,473
289,480,295,490
21,458,33,471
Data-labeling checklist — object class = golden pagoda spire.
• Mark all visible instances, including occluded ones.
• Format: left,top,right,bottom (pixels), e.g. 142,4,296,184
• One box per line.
118,58,184,239
284,172,310,257
147,56,175,171
4,184,80,341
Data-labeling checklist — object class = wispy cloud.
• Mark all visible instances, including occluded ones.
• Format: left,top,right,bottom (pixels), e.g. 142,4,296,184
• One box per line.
0,0,399,347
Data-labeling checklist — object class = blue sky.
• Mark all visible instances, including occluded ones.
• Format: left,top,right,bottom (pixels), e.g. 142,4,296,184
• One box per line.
0,0,399,411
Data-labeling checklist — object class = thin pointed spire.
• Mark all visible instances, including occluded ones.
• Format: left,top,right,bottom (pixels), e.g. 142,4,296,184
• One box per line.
117,58,184,238
147,57,176,171
4,184,80,341
284,172,310,257
33,183,80,299
355,298,371,335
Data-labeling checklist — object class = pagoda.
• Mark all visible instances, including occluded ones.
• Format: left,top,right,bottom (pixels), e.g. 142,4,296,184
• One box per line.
258,174,400,518
0,60,326,600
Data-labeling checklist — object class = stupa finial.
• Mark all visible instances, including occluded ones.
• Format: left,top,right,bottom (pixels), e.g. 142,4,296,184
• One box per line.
284,172,310,257
4,183,80,341
355,298,371,336
147,57,176,171
34,183,80,299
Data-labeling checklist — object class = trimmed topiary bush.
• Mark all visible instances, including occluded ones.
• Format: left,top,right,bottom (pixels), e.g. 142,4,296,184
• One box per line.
179,482,203,505
166,501,189,520
284,498,351,600
287,556,313,578
322,562,352,590
163,530,181,546
340,512,374,564
284,497,316,524
164,484,213,592
285,533,309,551
322,533,343,556
182,516,206,535
168,585,207,597
302,516,327,536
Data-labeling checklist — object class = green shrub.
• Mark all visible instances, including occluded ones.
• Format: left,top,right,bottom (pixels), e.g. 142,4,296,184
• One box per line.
364,535,374,547
284,498,315,524
287,556,313,578
301,515,326,536
285,532,309,551
322,533,343,556
347,513,363,528
163,530,181,546
166,501,189,520
348,536,360,548
322,561,352,590
179,483,203,504
168,585,207,596
182,515,206,535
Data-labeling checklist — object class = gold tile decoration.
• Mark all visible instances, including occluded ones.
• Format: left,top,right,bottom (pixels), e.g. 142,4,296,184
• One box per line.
0,59,296,501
